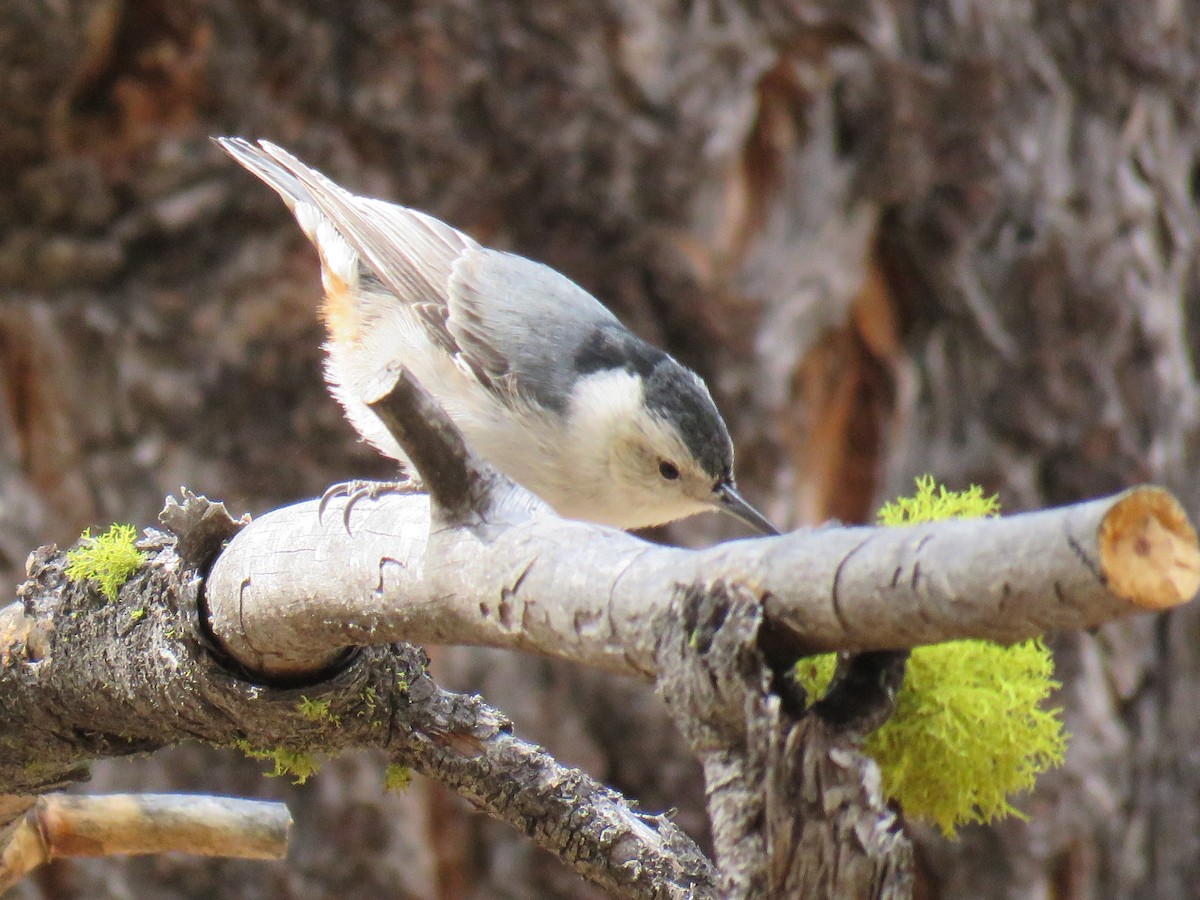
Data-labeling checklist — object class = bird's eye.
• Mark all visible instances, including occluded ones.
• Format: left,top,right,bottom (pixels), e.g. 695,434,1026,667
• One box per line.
658,460,680,481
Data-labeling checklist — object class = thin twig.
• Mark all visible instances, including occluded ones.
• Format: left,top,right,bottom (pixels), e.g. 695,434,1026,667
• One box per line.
366,369,502,524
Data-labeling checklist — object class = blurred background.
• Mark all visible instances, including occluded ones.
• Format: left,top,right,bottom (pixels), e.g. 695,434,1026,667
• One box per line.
2,1,1199,897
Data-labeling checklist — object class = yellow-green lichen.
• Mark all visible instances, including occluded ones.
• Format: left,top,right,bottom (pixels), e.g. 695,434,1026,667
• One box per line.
296,695,339,725
385,764,413,792
876,474,1000,526
794,477,1066,837
235,740,322,785
64,524,147,601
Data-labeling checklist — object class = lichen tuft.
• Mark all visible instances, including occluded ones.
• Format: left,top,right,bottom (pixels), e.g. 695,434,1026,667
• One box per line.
64,524,147,601
794,477,1067,836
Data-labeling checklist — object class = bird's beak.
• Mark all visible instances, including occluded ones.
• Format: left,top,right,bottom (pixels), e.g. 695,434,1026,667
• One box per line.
713,482,780,536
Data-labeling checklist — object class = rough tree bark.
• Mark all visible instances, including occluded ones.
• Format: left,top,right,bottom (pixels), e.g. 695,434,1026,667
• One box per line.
2,0,1199,897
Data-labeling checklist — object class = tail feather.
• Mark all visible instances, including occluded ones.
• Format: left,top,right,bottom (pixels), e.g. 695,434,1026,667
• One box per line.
252,141,473,313
214,137,311,214
218,136,367,342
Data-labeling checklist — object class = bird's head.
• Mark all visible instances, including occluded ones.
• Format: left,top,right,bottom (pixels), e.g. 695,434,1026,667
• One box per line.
563,357,778,534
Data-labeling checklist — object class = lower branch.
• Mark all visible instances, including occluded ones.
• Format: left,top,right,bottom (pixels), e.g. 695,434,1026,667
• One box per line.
404,721,717,898
0,503,715,898
656,580,912,898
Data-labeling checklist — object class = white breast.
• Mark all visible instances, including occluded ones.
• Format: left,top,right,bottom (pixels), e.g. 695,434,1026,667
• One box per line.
323,285,566,498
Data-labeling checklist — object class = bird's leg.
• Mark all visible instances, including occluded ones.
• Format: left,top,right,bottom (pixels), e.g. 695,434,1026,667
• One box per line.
318,473,425,533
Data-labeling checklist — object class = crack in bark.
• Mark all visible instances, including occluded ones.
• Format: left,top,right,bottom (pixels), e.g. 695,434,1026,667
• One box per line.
830,534,874,638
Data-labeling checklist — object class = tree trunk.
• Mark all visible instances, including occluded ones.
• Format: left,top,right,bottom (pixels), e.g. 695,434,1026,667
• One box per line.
2,0,1197,897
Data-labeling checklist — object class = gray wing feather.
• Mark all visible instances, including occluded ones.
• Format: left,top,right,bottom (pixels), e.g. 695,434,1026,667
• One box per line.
221,138,619,405
252,141,466,311
447,248,621,409
250,141,483,366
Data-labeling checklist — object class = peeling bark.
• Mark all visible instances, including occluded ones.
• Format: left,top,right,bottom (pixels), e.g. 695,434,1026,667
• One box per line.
656,581,911,898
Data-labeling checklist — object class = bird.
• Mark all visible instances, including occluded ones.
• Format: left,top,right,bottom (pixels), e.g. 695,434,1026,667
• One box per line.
216,137,777,535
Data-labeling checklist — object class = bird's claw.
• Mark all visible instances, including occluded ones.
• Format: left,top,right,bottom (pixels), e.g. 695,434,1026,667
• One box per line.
318,476,422,533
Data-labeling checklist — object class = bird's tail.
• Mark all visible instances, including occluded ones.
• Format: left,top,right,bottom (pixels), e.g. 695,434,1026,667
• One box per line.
216,137,361,273
214,137,312,216
215,137,364,317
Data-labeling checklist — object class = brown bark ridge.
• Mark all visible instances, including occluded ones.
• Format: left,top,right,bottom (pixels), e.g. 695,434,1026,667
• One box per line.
3,0,1200,896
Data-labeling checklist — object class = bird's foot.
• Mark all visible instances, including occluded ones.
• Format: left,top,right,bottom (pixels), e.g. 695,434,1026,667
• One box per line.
318,475,423,533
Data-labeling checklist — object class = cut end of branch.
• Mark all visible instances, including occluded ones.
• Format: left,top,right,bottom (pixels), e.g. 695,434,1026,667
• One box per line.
1099,487,1200,610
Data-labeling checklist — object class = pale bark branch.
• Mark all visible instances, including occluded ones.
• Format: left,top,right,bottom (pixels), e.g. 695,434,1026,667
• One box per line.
207,485,1199,679
206,358,1199,681
198,371,1198,897
0,793,291,891
5,358,1197,898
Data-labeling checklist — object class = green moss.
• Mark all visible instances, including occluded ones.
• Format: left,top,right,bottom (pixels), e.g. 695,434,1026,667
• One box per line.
385,764,413,792
876,474,1000,526
296,695,339,725
235,740,322,785
64,524,147,601
794,477,1067,837
866,638,1064,835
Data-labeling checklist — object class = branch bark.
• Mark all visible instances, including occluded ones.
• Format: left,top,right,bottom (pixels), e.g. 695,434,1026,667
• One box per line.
207,482,1199,678
5,366,1197,898
201,370,1195,896
204,374,1199,679
0,507,714,899
0,794,291,892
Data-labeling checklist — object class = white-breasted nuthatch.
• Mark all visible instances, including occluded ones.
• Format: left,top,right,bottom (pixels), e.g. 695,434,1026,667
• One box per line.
217,138,777,535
